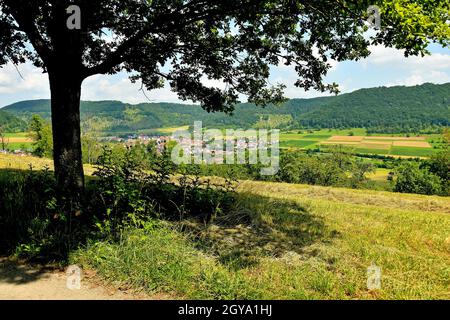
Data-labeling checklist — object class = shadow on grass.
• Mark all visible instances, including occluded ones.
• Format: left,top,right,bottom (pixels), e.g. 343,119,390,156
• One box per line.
180,192,340,271
1,166,338,274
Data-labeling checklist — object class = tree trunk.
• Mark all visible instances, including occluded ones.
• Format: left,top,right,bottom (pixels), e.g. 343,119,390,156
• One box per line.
48,72,85,196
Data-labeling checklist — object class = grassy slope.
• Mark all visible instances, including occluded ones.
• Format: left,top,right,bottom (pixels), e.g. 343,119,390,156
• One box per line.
1,154,449,299
72,179,450,299
0,153,96,175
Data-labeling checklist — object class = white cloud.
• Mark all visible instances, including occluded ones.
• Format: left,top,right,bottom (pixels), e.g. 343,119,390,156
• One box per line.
82,73,183,104
0,62,49,96
0,44,449,107
362,45,450,86
367,46,450,69
387,71,450,87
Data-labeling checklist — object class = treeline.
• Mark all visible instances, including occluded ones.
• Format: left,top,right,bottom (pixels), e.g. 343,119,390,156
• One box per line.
3,82,449,134
294,83,450,133
0,110,26,132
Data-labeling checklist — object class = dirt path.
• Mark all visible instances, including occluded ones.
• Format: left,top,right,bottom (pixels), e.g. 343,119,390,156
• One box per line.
0,257,145,300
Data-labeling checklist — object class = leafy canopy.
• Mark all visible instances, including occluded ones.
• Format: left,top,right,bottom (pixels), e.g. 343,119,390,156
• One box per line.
28,114,53,157
1,0,449,112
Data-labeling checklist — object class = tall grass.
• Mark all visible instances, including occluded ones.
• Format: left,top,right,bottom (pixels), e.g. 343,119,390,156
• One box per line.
72,221,261,299
73,182,450,299
1,152,449,299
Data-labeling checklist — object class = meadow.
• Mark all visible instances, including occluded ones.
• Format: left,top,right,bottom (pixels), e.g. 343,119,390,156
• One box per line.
1,153,449,299
71,171,450,299
0,132,33,151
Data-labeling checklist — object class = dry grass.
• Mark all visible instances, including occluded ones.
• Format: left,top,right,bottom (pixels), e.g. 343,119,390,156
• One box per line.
3,137,33,143
358,143,391,150
238,180,450,214
0,153,53,171
328,136,365,142
0,153,96,175
365,136,426,141
362,140,393,145
392,141,432,148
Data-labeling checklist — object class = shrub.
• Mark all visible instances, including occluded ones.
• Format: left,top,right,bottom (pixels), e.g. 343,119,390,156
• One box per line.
394,162,443,195
88,146,238,239
0,167,88,259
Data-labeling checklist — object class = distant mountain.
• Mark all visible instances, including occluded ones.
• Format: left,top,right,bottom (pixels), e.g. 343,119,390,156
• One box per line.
2,82,449,134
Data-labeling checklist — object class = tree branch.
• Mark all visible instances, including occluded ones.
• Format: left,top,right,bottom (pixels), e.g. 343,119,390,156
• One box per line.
82,2,251,79
3,0,52,66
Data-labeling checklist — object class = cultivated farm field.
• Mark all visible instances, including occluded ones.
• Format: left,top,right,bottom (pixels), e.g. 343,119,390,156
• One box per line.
280,129,439,158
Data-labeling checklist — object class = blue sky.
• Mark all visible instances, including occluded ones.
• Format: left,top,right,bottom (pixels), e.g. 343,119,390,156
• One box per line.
0,43,449,108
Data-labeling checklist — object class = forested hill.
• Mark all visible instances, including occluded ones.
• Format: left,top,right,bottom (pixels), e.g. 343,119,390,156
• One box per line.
0,110,26,132
2,82,449,134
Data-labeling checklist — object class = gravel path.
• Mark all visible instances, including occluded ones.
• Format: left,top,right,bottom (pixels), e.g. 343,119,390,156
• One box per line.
0,257,144,300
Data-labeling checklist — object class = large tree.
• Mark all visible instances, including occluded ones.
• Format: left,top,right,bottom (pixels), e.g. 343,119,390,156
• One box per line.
0,0,448,194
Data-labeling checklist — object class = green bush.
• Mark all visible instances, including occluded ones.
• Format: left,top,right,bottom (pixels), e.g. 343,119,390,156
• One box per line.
394,162,443,195
0,145,239,260
277,150,351,186
0,167,88,259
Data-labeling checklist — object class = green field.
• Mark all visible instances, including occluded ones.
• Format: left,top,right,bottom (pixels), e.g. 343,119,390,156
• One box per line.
3,132,28,138
355,148,391,155
4,142,33,151
390,147,437,157
1,132,33,151
280,140,318,148
302,134,332,139
280,129,440,158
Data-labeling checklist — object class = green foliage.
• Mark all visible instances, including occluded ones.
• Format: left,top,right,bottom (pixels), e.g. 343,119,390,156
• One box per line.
296,83,450,133
0,143,239,260
4,82,450,134
28,115,53,158
276,147,374,188
73,222,259,299
0,110,26,132
394,162,443,195
90,147,157,239
0,167,87,259
81,133,103,165
3,0,447,116
426,147,450,195
88,146,238,238
349,159,376,189
278,152,346,186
